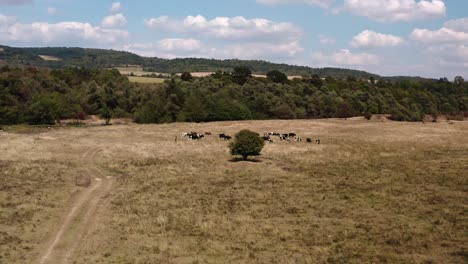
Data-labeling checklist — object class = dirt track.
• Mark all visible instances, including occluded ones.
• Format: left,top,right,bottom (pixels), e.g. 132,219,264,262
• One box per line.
38,146,114,264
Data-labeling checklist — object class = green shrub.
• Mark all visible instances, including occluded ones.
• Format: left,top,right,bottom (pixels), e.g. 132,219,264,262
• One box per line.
229,129,265,160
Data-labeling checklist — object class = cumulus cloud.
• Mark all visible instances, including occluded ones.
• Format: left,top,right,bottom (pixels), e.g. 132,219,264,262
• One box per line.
0,0,32,5
256,0,334,9
443,18,468,32
145,15,302,42
319,34,336,44
312,49,380,65
47,7,56,15
0,15,129,45
101,13,127,27
409,18,468,76
157,38,201,52
351,30,405,48
411,17,468,44
124,39,302,60
427,44,468,65
110,2,122,13
344,0,446,22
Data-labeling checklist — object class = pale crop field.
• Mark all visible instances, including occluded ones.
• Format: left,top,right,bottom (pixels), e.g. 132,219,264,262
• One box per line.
0,119,467,263
38,55,61,61
127,76,166,84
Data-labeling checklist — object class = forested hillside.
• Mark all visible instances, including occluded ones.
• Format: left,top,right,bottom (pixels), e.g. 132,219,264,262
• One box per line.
1,45,386,79
1,65,466,125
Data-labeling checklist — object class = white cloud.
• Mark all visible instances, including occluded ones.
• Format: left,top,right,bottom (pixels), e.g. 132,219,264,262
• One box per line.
110,2,122,13
351,30,405,48
312,49,380,65
0,14,15,24
124,39,303,60
157,38,201,52
219,41,303,59
145,15,302,42
0,0,32,5
47,7,56,15
319,34,336,44
443,18,468,32
0,16,129,45
411,28,468,44
256,0,334,9
101,13,127,27
410,18,468,44
427,44,468,65
344,0,446,22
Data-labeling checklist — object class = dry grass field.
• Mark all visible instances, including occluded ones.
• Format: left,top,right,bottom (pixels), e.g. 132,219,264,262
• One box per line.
127,76,166,84
0,119,467,263
38,55,61,61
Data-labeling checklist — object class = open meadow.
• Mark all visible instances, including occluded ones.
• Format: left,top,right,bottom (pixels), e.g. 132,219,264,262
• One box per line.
0,119,467,263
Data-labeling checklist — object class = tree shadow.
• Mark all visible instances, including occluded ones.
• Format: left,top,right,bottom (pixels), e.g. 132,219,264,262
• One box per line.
228,157,262,163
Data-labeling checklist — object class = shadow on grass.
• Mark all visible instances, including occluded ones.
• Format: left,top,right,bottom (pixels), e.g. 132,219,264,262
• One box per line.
228,158,262,163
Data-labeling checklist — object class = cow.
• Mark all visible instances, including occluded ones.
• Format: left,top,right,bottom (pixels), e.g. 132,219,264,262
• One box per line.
289,133,296,137
184,132,204,140
224,135,232,140
262,136,274,143
205,132,212,135
280,134,289,140
306,138,312,143
316,139,321,144
219,133,226,139
295,136,302,142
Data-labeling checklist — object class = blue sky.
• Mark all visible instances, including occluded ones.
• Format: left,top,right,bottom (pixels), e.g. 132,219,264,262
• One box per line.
0,0,467,78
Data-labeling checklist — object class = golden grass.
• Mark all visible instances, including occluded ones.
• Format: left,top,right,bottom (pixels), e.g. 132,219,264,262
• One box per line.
115,67,170,78
0,119,467,263
127,76,166,84
38,55,61,61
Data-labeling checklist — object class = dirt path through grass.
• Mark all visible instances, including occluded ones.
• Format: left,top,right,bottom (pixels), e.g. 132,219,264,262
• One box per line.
38,146,114,264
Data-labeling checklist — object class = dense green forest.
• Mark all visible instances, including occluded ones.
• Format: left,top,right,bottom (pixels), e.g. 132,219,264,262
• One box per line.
0,65,466,125
0,45,408,80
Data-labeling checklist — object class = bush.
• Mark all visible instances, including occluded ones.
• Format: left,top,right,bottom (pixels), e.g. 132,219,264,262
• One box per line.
99,106,112,125
229,129,265,160
181,72,193,81
27,95,62,125
364,112,372,120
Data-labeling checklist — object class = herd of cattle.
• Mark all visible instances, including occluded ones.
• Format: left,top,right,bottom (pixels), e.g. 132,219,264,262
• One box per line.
181,131,320,144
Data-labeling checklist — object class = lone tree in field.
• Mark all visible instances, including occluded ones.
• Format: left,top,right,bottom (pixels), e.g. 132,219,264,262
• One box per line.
99,106,112,125
229,129,265,161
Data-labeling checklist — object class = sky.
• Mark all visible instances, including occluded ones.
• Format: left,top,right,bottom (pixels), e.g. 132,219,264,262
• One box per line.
0,0,467,79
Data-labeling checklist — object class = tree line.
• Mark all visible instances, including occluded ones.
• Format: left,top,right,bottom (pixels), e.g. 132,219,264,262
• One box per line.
0,65,466,125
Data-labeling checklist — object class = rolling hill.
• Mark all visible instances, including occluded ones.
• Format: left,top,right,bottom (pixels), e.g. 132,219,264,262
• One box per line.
0,45,429,81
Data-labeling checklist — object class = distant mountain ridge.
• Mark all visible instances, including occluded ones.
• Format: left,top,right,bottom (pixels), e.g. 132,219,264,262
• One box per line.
0,45,427,80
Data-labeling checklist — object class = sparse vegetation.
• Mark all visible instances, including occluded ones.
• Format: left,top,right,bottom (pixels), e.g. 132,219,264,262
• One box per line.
1,119,466,263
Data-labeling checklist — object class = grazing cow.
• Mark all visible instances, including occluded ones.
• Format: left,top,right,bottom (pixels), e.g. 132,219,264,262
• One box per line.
306,138,312,143
295,136,302,142
224,135,232,140
219,133,226,139
262,136,274,143
184,132,204,140
289,133,296,137
316,139,321,144
205,132,212,135
280,134,289,141
193,133,204,140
